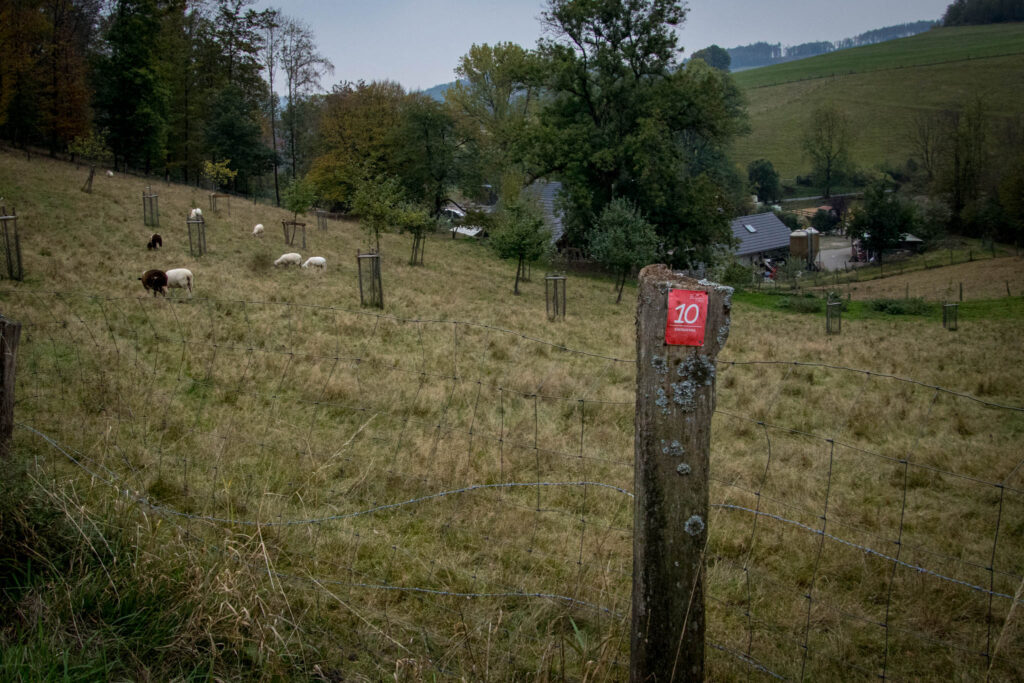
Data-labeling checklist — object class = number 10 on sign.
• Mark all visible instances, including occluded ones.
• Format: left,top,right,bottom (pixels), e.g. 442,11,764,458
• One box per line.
665,289,708,346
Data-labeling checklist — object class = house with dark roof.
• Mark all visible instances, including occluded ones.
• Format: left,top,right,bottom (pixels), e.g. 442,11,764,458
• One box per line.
522,179,565,245
730,212,791,265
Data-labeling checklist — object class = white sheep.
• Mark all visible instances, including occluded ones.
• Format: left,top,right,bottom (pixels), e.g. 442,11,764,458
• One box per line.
302,256,326,271
252,223,264,237
189,207,203,220
165,268,194,297
106,170,114,177
274,252,301,266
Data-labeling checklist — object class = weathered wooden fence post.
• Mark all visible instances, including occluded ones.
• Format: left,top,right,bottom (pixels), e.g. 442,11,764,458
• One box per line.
0,315,22,461
632,265,731,682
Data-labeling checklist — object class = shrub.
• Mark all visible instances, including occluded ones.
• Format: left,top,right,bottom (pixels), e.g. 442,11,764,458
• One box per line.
777,295,824,313
719,261,754,288
868,298,931,315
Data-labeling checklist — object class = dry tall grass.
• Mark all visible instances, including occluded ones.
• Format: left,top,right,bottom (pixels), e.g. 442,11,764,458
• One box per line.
1,150,1022,680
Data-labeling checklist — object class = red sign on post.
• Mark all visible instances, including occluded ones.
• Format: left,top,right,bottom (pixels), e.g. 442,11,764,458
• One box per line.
665,289,708,346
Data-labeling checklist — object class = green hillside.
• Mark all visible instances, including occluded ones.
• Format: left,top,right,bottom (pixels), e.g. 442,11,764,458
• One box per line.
731,23,1024,182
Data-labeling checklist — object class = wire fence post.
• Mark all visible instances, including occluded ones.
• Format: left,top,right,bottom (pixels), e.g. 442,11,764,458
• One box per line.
0,315,21,461
632,265,731,682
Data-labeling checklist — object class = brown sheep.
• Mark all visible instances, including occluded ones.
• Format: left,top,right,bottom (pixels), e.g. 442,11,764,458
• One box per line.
139,269,168,296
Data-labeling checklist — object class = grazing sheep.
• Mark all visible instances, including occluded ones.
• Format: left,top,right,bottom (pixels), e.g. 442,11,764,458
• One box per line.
274,252,301,267
302,256,326,271
252,223,264,237
146,233,162,250
165,268,194,297
189,207,203,220
106,170,114,177
139,269,168,296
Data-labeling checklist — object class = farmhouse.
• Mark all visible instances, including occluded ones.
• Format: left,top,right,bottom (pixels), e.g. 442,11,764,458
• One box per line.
730,212,791,266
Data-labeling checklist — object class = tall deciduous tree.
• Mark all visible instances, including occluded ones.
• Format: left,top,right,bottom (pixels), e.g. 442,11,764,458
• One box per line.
747,158,781,203
446,42,541,198
280,16,333,180
533,0,746,266
691,44,730,71
257,7,282,204
203,83,273,192
936,97,987,233
851,180,919,263
395,94,466,216
93,0,168,172
40,0,101,155
309,80,405,208
802,102,853,198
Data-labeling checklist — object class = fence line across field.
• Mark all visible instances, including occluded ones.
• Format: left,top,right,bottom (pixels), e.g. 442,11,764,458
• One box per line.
2,287,1022,680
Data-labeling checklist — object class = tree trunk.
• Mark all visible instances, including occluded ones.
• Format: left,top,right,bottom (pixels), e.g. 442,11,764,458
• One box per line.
514,254,523,295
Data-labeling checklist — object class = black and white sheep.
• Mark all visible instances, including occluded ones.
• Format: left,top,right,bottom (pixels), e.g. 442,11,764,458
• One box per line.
139,269,168,296
146,233,162,250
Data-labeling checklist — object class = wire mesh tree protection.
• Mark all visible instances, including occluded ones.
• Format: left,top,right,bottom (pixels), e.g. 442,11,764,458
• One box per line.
282,220,307,248
208,192,231,216
826,301,842,335
2,290,1022,680
357,251,383,308
944,303,959,331
545,274,566,321
315,209,328,231
142,186,159,227
186,216,206,257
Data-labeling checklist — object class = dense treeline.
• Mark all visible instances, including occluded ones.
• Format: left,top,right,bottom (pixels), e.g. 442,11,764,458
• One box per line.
943,0,1024,25
0,0,332,201
0,0,751,268
727,21,937,69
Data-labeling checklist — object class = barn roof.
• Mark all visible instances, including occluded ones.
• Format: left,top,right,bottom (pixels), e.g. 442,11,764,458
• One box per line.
730,212,791,256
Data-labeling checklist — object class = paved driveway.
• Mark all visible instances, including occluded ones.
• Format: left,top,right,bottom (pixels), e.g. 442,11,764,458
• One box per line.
819,246,852,271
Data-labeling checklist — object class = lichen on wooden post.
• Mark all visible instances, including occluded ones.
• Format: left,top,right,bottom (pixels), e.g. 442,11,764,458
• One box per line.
631,264,732,682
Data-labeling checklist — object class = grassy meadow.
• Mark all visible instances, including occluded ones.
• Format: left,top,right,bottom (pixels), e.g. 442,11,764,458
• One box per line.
1,150,1023,681
729,23,1024,181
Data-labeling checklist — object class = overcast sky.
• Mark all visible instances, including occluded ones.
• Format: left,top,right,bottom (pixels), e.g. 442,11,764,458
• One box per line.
254,0,953,92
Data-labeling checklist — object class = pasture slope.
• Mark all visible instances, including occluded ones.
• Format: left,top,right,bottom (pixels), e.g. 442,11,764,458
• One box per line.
0,149,1023,681
730,23,1024,180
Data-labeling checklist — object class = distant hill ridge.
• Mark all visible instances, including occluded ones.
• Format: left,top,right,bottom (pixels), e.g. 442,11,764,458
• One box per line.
419,19,939,99
726,20,937,70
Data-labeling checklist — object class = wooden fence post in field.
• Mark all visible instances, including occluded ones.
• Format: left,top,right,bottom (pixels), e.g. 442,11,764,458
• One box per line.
632,265,732,682
0,315,21,461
